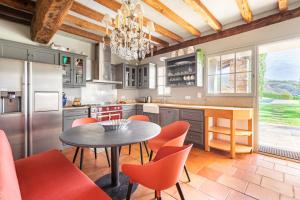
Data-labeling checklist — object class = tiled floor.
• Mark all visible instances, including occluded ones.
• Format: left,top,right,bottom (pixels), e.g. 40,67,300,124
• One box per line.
62,145,300,200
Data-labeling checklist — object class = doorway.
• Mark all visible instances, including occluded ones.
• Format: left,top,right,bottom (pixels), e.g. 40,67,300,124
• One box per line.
258,38,300,160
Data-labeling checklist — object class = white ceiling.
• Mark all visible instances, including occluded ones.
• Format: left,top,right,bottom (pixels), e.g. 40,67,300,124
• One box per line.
69,0,300,44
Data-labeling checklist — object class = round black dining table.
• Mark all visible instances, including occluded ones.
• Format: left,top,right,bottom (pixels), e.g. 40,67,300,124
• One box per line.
59,120,161,200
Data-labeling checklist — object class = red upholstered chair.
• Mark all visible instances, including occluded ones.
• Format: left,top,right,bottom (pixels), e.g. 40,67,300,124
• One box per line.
122,144,193,200
72,118,110,170
0,130,111,200
120,115,150,164
148,121,191,182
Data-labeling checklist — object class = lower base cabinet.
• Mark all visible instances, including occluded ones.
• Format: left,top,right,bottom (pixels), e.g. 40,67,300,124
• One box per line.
143,112,159,124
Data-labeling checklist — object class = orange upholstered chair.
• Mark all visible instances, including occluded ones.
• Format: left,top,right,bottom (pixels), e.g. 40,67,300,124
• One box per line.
0,130,111,200
148,121,191,182
122,144,193,200
120,115,150,164
72,118,110,170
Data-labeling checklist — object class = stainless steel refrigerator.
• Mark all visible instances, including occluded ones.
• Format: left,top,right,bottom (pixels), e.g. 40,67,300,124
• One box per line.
0,58,62,159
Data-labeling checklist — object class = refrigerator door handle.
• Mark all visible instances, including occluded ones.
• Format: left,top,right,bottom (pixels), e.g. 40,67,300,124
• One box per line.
23,61,29,157
28,62,33,156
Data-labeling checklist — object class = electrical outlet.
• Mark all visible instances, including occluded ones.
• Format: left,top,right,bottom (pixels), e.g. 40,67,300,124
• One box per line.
197,92,202,98
184,96,191,100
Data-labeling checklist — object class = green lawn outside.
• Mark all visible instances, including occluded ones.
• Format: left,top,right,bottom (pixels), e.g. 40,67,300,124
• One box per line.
259,104,300,126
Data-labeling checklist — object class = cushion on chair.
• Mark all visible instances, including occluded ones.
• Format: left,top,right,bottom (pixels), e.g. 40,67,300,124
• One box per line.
0,130,22,200
15,150,111,200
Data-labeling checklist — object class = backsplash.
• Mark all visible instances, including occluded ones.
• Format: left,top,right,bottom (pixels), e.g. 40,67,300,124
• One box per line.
63,82,117,105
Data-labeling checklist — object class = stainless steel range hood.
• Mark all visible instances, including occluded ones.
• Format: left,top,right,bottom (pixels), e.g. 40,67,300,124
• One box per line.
92,43,122,84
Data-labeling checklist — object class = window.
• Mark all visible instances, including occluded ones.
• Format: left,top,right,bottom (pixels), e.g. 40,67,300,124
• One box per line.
207,49,253,95
157,66,171,96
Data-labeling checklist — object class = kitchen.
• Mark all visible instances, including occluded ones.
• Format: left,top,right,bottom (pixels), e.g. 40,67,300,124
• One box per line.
1,0,300,200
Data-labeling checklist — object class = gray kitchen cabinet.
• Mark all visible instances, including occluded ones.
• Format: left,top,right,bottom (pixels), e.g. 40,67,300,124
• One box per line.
63,108,89,131
159,107,180,127
137,63,156,89
60,53,86,88
122,105,136,119
1,42,28,60
115,64,137,89
136,105,143,115
180,109,204,148
143,112,159,124
28,48,59,65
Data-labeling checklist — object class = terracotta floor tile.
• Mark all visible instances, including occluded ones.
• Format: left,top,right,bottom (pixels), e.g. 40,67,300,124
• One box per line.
234,169,262,185
275,164,300,176
175,184,216,200
217,174,248,193
256,159,274,169
261,177,293,197
197,167,223,181
256,166,284,181
208,162,237,176
226,190,256,200
245,183,280,200
280,195,298,200
264,156,288,166
285,174,300,187
295,187,300,200
184,172,207,189
233,160,257,173
287,161,300,170
199,180,232,200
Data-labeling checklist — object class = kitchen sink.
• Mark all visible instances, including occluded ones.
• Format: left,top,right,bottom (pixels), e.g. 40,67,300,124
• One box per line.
143,103,159,114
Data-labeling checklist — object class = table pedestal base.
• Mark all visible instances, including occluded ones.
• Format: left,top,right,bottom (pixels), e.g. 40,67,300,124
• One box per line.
95,172,138,200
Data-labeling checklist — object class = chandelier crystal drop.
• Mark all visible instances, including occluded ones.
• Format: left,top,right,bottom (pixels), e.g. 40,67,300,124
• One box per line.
102,0,155,61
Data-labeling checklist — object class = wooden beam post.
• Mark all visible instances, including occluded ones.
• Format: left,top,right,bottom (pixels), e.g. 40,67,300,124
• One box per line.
31,0,74,44
183,0,222,31
235,0,253,23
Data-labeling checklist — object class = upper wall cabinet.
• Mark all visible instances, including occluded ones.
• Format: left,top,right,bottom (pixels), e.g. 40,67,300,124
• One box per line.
28,48,59,65
137,63,156,89
115,64,137,89
1,42,28,60
165,49,204,87
60,53,86,88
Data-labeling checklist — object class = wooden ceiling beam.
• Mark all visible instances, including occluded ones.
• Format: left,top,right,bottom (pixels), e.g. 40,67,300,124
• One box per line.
94,0,183,42
0,0,35,14
278,0,288,12
183,0,222,31
70,1,104,22
60,24,103,42
235,0,253,23
0,4,32,21
143,0,201,36
31,0,74,44
153,6,300,56
65,14,109,34
65,14,169,47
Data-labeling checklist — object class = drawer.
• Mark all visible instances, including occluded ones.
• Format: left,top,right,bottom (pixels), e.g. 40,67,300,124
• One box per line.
122,105,136,111
185,131,203,145
180,109,204,121
189,121,204,132
63,108,89,117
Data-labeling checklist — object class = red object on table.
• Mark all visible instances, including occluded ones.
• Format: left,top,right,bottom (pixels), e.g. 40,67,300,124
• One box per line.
0,130,111,200
90,105,122,121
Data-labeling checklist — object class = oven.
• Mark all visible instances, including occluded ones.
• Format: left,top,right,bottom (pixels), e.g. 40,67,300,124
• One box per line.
90,105,122,122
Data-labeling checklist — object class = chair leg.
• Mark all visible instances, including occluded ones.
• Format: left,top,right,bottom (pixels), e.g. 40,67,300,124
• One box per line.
126,182,133,200
176,182,185,200
72,147,80,163
129,144,131,155
139,143,144,165
94,148,97,159
184,165,191,182
80,148,84,170
155,191,161,200
105,147,111,167
149,150,153,161
119,146,122,155
143,141,150,157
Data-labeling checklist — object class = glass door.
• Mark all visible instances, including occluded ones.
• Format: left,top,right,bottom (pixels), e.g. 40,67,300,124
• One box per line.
61,54,72,86
258,38,300,160
73,56,85,86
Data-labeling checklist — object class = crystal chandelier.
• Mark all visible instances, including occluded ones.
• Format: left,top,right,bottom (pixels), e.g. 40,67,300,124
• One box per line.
102,0,155,61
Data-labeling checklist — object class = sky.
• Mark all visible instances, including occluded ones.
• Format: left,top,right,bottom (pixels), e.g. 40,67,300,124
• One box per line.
265,48,300,81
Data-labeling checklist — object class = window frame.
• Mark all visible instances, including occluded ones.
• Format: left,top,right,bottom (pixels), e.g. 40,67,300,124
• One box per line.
205,46,256,97
157,65,171,97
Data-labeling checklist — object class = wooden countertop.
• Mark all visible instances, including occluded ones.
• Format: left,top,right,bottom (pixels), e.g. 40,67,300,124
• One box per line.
63,106,90,110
